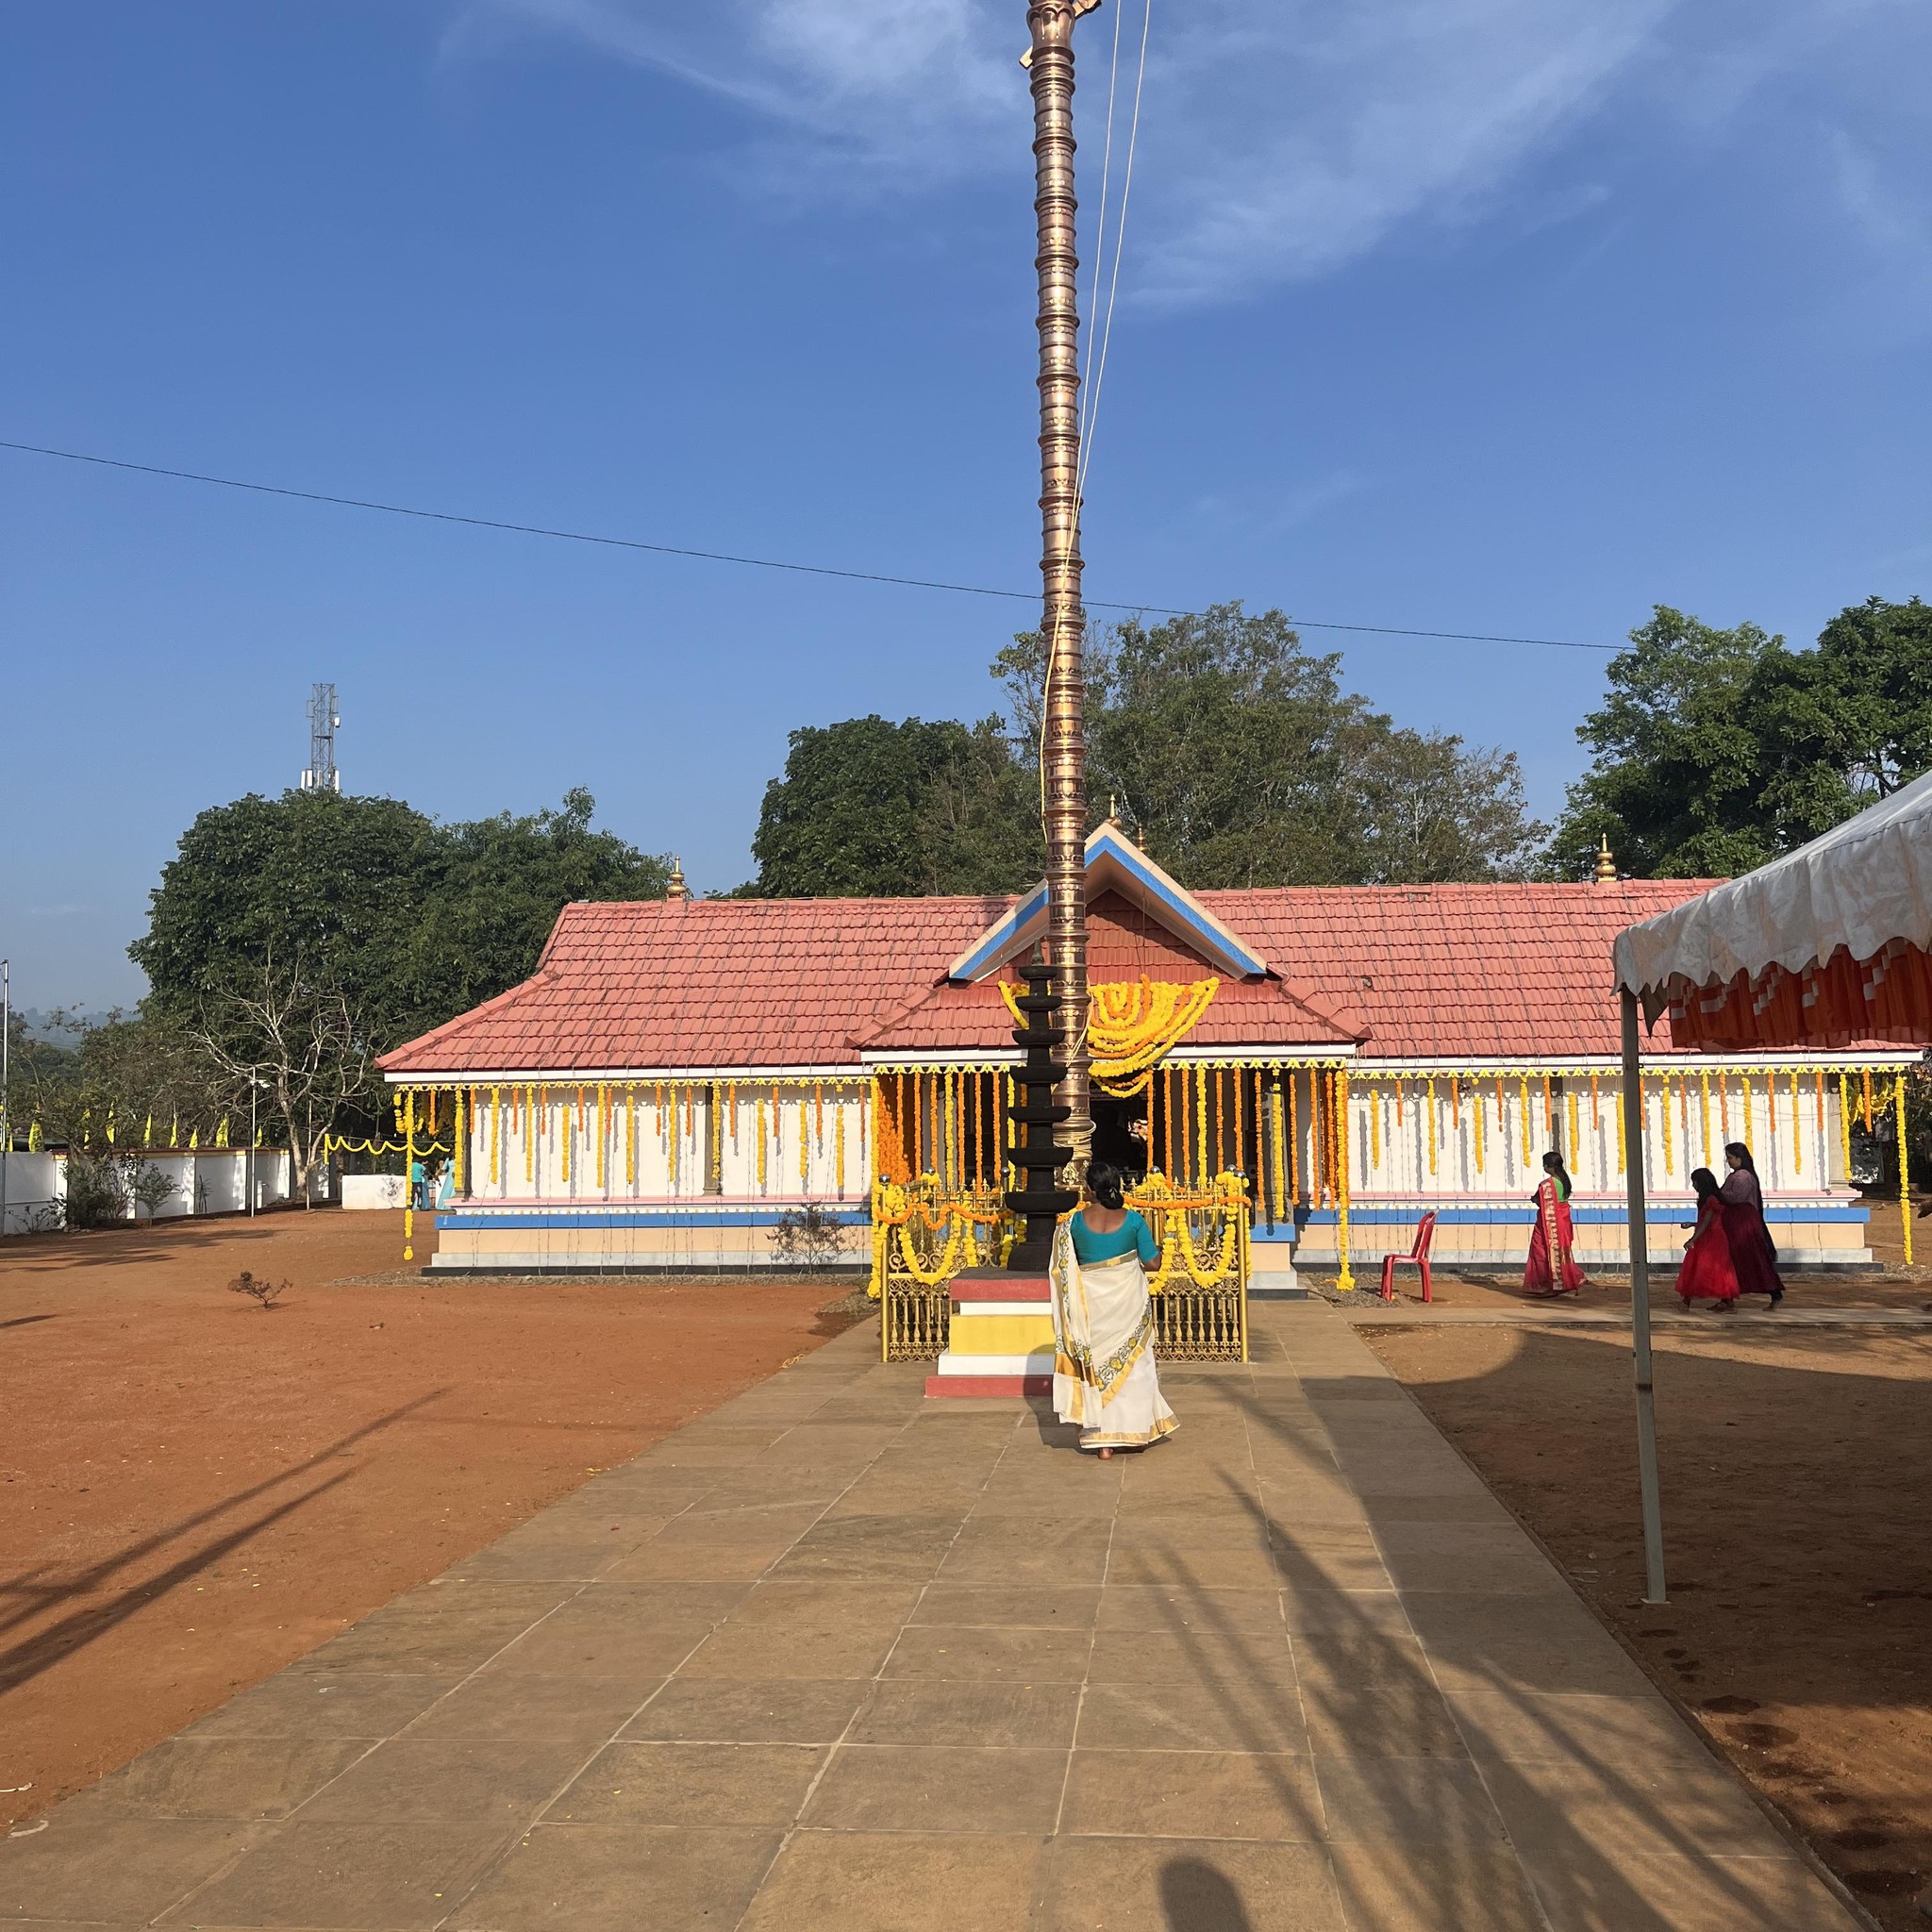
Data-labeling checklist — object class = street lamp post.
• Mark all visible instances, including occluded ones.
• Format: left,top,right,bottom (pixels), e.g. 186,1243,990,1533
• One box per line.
1027,0,1100,1164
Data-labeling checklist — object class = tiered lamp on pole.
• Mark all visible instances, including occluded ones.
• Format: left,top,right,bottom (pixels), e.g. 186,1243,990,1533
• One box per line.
1003,958,1079,1270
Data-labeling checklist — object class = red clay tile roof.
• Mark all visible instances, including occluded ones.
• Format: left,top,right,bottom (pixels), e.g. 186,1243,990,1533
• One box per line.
376,878,1716,1076
1199,880,1719,1059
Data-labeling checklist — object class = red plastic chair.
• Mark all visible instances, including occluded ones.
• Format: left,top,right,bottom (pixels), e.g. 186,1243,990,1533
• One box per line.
1379,1210,1438,1303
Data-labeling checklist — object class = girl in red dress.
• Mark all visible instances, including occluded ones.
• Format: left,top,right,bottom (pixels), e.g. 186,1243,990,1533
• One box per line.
1524,1152,1589,1297
1676,1167,1740,1310
1719,1142,1786,1308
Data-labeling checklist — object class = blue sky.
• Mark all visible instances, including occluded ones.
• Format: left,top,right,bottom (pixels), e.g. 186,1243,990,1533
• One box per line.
4,0,1929,1008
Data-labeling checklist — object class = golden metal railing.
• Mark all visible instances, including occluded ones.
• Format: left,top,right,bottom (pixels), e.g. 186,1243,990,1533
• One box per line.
872,1171,1249,1364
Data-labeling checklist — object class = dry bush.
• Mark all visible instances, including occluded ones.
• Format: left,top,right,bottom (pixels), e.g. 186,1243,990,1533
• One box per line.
225,1270,290,1310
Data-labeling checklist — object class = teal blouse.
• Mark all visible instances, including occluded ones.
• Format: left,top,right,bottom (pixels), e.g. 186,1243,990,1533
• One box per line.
1070,1208,1158,1268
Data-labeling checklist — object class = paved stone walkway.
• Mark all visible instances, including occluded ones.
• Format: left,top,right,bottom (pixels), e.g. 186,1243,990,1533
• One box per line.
2,1303,1866,1931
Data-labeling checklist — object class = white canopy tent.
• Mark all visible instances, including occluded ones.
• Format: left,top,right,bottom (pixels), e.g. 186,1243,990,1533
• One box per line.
1610,771,1932,1603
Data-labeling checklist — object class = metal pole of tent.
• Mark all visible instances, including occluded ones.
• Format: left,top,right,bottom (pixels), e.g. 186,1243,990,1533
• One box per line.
1621,988,1668,1604
2,958,9,1240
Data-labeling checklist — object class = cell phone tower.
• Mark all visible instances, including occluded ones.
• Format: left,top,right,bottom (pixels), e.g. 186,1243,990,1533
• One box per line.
300,683,341,792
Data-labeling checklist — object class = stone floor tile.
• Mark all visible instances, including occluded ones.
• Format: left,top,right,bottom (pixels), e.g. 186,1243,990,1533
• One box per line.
1034,1836,1345,1932
183,1673,449,1740
294,1734,594,1825
618,1676,873,1743
1382,1547,1577,1595
1106,1543,1283,1590
639,1501,828,1545
1277,1584,1411,1637
1095,1585,1286,1636
287,1584,573,1678
1440,1688,1717,1768
912,1584,1102,1628
727,1574,924,1626
1371,1519,1545,1557
676,1616,904,1680
550,1740,824,1826
884,1624,1093,1680
1085,1627,1298,1685
402,1670,651,1743
1269,1531,1392,1591
1360,1491,1516,1526
770,1512,959,1579
850,1679,1082,1749
1521,1851,1869,1932
75,1736,372,1821
1315,1757,1506,1844
1327,1841,1550,1931
596,1537,796,1581
1290,1635,1468,1759
1484,1756,1797,1862
1074,1678,1309,1755
1250,1485,1371,1531
447,1822,782,1931
803,1743,1068,1834
940,1520,1114,1586
480,1607,712,1683
442,1539,653,1583
161,1820,514,1929
738,1830,1046,1932
1060,1749,1323,1840
0,1817,265,1923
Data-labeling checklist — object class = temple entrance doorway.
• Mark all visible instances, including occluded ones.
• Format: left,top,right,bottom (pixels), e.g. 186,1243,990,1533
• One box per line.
1091,1089,1150,1182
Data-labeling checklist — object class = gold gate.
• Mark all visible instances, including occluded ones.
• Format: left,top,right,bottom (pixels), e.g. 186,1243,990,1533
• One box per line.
871,1171,1249,1364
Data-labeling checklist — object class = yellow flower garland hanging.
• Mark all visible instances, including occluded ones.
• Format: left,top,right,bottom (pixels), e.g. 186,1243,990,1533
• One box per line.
1000,974,1218,1098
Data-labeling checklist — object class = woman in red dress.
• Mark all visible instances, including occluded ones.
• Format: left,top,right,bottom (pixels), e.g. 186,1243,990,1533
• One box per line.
1719,1142,1786,1308
1676,1167,1740,1310
1524,1152,1589,1297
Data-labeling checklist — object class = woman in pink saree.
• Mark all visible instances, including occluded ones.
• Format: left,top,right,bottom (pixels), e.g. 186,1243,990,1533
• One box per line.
1524,1151,1590,1297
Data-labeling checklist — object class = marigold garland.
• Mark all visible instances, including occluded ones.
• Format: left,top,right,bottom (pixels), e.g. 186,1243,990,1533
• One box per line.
1001,974,1218,1097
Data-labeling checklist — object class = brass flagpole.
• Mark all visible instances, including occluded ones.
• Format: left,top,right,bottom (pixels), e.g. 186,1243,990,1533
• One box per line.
1026,0,1097,1163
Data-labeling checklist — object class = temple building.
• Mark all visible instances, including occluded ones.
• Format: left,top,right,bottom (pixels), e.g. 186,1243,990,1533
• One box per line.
377,825,1906,1333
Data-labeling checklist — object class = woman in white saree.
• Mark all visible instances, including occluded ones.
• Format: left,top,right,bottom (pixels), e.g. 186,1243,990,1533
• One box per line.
1050,1161,1178,1457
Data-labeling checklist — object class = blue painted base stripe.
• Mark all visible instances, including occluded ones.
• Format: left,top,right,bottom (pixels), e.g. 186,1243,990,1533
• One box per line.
437,1208,870,1231
1296,1205,1867,1226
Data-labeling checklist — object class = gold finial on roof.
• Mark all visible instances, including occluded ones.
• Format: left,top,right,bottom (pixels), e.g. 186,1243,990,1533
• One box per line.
1594,834,1618,884
1107,794,1124,829
666,857,691,903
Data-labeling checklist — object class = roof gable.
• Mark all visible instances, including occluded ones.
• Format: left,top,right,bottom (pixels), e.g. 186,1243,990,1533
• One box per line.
946,824,1269,983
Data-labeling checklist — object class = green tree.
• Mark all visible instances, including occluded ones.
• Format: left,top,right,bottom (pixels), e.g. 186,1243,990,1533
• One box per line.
996,604,1543,887
131,790,433,1043
128,787,669,1151
1545,597,1932,879
749,716,1041,897
408,789,672,1022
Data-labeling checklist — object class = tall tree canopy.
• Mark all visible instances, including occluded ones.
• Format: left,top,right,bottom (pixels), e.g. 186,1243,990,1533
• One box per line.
749,715,1041,897
134,786,670,1050
747,608,1543,896
1545,597,1932,878
996,605,1544,889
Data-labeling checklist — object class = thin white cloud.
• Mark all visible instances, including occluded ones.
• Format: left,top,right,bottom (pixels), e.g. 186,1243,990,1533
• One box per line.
448,0,1925,303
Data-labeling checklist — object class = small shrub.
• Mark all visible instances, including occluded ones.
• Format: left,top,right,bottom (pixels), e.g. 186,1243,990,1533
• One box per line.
770,1202,847,1274
63,1158,128,1229
130,1165,179,1220
226,1270,290,1310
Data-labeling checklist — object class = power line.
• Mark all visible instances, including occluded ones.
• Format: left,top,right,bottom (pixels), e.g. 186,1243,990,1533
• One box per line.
0,436,1620,652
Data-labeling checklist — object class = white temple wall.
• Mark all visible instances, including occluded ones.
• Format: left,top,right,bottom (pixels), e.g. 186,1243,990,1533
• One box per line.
455,1085,871,1205
1348,1069,1848,1202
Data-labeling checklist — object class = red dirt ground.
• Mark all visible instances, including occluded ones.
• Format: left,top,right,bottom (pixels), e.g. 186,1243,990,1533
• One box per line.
0,1209,859,1829
1365,1320,1932,1926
